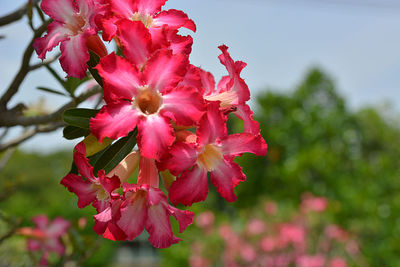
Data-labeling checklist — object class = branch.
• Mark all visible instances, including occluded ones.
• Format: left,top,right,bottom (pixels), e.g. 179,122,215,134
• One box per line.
0,20,50,110
28,53,60,71
0,0,41,27
0,86,101,127
0,121,65,152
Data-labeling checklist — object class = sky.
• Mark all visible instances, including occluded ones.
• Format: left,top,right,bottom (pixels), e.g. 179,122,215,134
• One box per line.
1,0,400,152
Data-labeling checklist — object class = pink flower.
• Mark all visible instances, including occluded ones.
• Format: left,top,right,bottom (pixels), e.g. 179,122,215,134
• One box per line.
297,254,326,267
19,215,70,266
101,0,196,44
246,218,266,236
264,200,278,215
301,193,328,213
90,48,205,161
33,0,107,78
115,183,194,248
195,211,215,229
161,103,267,206
329,257,348,267
278,223,306,249
193,46,260,135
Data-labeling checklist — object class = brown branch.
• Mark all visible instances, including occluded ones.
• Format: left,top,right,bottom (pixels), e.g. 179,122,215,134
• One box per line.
0,0,41,27
0,121,65,152
28,53,60,71
0,86,101,127
0,20,50,110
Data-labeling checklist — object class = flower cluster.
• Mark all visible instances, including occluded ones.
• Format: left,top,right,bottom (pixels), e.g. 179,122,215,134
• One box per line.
34,0,267,247
18,215,70,266
190,194,363,267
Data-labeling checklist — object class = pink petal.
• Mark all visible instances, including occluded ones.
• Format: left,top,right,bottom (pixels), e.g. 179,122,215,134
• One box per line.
137,115,175,161
221,133,267,157
117,189,147,240
73,142,96,181
233,104,260,135
137,156,159,188
154,9,196,32
199,68,216,95
99,15,118,41
101,222,127,241
40,0,76,23
178,64,203,90
60,173,97,208
197,103,227,146
133,0,167,15
32,215,49,230
169,165,208,206
145,204,181,248
46,218,70,238
158,141,198,175
59,34,90,78
44,238,66,256
33,21,70,60
94,205,112,222
98,171,121,194
27,239,42,251
96,53,143,103
210,158,246,202
165,30,193,56
161,85,205,126
167,205,194,233
109,0,135,19
90,101,140,142
143,49,188,93
117,20,152,67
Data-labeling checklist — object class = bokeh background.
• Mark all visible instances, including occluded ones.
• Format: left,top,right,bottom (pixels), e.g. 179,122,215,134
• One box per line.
1,0,400,266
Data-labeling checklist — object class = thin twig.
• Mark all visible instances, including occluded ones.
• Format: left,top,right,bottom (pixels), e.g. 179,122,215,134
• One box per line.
28,53,61,71
0,86,102,127
0,0,40,27
0,20,50,110
0,147,16,172
0,121,65,152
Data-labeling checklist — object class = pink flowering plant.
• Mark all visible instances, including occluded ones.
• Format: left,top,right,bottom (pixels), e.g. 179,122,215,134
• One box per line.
32,0,267,248
187,194,366,267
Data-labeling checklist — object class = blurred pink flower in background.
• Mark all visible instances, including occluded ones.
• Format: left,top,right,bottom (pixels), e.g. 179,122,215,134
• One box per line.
18,215,70,266
246,218,266,236
264,200,278,215
301,192,328,213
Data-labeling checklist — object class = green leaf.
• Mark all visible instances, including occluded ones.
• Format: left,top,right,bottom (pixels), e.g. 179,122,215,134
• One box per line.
87,51,103,87
62,108,99,129
45,65,66,88
93,129,138,174
64,76,90,95
36,86,67,96
63,125,91,140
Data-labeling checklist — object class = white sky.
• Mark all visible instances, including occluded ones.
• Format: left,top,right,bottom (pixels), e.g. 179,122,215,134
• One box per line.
1,0,400,152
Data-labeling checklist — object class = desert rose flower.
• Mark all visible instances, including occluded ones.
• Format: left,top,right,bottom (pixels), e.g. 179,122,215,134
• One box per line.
18,215,70,266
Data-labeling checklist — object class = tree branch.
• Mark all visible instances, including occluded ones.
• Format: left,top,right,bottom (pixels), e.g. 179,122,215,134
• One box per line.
0,0,41,27
0,86,101,127
0,121,65,152
0,20,50,110
28,53,60,71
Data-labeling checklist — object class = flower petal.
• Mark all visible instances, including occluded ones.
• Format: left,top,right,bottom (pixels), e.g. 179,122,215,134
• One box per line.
143,49,188,93
210,158,246,202
158,141,198,175
137,115,175,161
33,21,70,59
109,0,135,18
137,156,159,188
117,19,152,67
60,174,97,208
59,34,90,78
161,85,205,126
169,165,209,206
197,102,227,146
220,133,267,157
133,0,167,15
233,104,260,135
41,0,76,23
117,190,147,240
146,203,180,248
96,53,143,103
154,9,196,32
73,142,96,181
167,205,194,233
90,101,140,142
